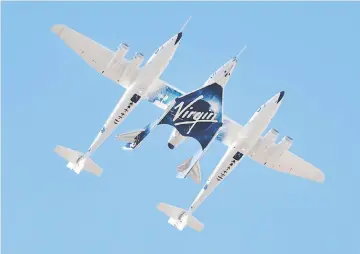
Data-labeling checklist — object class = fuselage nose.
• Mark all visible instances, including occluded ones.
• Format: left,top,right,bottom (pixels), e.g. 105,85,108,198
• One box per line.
165,32,182,47
262,91,285,118
146,32,181,67
204,59,237,87
175,32,182,45
267,91,285,105
162,33,182,53
277,91,285,104
221,58,238,75
223,58,237,71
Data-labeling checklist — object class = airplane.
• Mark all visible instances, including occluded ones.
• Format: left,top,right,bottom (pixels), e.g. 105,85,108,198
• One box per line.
157,91,326,232
116,51,245,184
52,19,190,176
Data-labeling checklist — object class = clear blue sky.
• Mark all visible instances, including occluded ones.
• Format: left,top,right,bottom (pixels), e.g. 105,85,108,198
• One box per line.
3,2,360,254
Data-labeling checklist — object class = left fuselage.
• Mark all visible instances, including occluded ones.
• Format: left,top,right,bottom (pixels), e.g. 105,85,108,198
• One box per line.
86,32,183,156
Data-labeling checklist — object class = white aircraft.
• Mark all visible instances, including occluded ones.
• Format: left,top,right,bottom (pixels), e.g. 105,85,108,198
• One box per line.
158,91,325,232
52,19,190,176
116,51,245,184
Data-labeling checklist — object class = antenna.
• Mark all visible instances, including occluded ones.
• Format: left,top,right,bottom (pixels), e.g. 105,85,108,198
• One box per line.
180,16,192,32
236,45,248,59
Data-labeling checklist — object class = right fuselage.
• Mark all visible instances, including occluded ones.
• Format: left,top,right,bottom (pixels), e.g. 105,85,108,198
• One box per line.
188,91,285,213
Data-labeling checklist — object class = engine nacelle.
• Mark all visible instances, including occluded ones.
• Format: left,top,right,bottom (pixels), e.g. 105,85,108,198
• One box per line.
258,135,293,167
167,129,186,149
263,128,279,145
268,136,293,159
249,128,278,157
278,136,293,151
108,43,129,68
131,52,145,67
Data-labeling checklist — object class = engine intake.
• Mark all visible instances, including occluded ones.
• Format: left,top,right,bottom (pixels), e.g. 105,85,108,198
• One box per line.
279,136,293,149
263,128,279,144
272,136,293,157
108,43,129,68
132,52,145,67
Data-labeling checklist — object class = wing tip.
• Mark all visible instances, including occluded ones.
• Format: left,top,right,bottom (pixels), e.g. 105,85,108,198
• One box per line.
318,173,325,184
51,24,67,36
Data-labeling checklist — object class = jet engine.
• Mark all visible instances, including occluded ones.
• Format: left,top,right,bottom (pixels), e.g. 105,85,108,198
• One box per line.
260,135,293,167
167,129,187,149
277,136,293,151
249,128,279,158
268,136,293,159
263,128,279,145
131,52,145,67
108,43,129,68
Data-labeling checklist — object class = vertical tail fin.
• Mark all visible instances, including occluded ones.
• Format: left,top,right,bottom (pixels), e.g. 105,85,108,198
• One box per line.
54,145,103,176
157,203,204,232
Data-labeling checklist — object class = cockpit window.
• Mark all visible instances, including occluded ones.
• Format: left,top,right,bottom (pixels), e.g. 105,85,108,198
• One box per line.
154,45,164,55
250,104,266,122
256,104,266,112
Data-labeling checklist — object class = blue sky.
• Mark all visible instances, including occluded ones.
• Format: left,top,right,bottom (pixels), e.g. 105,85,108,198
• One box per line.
2,2,360,254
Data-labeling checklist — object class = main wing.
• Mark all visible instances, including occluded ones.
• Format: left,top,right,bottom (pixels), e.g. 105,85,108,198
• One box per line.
269,150,325,183
249,139,325,183
51,24,136,89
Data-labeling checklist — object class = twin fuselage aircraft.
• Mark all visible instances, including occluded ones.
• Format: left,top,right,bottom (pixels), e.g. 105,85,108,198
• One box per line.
53,21,325,233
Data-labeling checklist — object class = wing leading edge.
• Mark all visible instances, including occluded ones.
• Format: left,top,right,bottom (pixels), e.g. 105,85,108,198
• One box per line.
52,24,135,89
251,149,325,183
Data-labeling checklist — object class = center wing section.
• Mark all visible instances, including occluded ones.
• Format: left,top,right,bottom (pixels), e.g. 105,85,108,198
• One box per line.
121,82,224,150
147,80,244,147
157,82,224,150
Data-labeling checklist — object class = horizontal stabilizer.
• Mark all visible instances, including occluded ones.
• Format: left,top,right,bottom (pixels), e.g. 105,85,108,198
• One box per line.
54,145,102,176
157,203,204,232
55,145,82,164
116,129,144,143
177,157,201,184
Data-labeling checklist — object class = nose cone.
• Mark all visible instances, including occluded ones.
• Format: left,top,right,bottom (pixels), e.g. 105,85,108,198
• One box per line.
168,143,175,149
276,91,285,104
223,58,237,75
174,32,182,45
